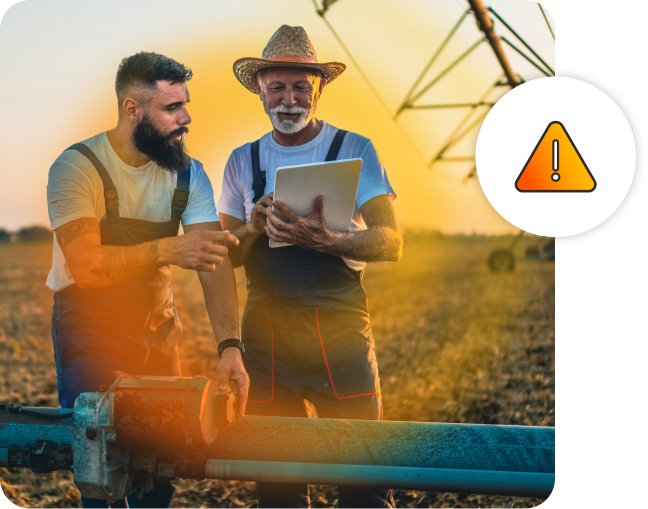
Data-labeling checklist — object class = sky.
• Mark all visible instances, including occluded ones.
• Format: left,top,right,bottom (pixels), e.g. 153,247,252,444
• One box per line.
0,0,554,233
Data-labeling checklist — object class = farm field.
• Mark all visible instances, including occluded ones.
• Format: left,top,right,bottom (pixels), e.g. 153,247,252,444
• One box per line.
0,236,554,508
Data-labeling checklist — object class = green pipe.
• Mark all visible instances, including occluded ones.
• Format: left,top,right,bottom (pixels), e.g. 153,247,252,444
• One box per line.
407,38,485,105
205,459,554,498
539,4,555,40
501,37,552,77
407,102,496,109
488,7,555,75
396,8,471,117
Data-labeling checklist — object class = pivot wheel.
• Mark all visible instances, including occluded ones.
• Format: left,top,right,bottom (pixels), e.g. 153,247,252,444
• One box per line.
525,246,540,258
488,249,516,272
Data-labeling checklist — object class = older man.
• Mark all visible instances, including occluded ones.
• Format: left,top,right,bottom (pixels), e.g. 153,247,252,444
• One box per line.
46,52,248,508
218,26,401,508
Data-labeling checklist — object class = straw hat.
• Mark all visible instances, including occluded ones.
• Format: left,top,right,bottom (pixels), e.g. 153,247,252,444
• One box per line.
233,25,346,94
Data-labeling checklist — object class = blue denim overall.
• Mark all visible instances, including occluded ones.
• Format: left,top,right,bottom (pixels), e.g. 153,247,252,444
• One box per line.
242,131,393,508
51,143,189,508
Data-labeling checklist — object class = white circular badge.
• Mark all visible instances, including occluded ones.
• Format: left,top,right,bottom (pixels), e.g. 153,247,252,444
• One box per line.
476,77,635,237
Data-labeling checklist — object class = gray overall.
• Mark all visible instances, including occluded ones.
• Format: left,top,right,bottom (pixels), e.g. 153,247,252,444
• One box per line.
242,131,394,508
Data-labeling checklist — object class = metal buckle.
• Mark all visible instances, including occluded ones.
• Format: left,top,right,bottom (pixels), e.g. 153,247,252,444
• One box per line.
172,190,189,210
104,188,119,207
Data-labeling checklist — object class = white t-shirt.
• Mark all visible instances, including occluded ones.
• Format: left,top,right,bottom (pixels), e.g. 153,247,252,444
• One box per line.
46,132,220,292
217,122,396,271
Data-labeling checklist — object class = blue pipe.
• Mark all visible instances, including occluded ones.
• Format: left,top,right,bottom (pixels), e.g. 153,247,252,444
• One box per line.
205,459,554,498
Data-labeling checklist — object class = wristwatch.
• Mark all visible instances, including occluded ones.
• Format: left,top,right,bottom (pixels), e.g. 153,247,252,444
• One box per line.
217,338,245,358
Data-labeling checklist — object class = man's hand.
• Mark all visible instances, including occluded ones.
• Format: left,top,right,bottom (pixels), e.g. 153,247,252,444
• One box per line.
219,193,273,268
159,230,239,271
248,192,274,236
265,195,330,249
217,348,250,416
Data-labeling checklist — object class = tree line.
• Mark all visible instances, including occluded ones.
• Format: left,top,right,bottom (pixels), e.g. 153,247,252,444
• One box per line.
0,226,52,243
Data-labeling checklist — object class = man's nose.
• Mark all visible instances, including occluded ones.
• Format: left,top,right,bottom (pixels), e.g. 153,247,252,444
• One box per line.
281,86,297,107
179,107,191,125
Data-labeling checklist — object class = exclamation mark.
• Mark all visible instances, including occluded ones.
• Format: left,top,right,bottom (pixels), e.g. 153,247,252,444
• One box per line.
551,140,560,182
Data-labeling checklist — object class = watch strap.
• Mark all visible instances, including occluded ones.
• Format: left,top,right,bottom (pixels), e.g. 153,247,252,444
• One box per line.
218,338,245,358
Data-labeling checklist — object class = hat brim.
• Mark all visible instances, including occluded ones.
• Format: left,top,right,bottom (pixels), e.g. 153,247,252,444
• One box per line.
233,57,346,94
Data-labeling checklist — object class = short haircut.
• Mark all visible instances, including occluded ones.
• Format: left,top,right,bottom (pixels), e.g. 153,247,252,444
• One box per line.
115,52,193,102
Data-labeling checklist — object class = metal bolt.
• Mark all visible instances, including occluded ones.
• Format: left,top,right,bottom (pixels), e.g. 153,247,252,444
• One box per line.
64,459,71,467
85,428,97,440
48,459,56,467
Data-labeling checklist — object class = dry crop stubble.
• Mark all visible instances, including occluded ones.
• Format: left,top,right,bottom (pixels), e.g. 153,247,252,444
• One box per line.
0,236,554,508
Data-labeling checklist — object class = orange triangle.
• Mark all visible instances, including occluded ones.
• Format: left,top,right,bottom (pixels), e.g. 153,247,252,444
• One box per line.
515,121,596,192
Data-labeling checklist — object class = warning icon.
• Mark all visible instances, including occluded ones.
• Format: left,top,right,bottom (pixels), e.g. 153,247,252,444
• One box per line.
515,121,596,192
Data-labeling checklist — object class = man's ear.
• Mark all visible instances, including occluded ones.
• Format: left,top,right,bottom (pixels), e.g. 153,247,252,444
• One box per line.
319,78,327,96
122,97,141,123
254,76,262,97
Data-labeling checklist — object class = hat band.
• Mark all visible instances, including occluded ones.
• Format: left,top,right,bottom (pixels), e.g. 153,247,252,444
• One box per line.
267,55,319,64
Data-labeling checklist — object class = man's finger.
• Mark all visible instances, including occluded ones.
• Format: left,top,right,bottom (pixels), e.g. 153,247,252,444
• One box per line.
265,223,286,241
267,219,290,239
254,204,268,218
217,364,231,391
237,381,248,416
222,231,240,246
272,201,302,224
203,254,225,265
259,196,273,208
210,231,239,246
197,259,223,271
312,195,324,217
265,225,286,242
204,244,229,257
266,209,293,231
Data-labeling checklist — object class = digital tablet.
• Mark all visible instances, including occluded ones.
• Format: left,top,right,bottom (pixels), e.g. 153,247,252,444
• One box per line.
270,158,362,248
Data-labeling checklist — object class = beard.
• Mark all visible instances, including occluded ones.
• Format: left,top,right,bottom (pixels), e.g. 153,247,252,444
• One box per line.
133,114,190,173
261,94,314,134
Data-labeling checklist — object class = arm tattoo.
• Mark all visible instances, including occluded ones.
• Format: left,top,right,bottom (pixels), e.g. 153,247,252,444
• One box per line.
56,217,166,287
56,217,99,250
89,240,163,283
324,226,403,263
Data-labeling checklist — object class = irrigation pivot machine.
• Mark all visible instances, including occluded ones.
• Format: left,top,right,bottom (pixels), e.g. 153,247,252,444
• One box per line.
315,0,556,272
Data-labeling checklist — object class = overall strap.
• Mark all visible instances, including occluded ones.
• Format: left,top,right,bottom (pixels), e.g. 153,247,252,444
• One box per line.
325,129,348,161
67,143,120,219
171,169,191,219
251,139,265,204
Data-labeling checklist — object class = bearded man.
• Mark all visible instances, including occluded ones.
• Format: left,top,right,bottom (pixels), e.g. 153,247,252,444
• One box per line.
46,52,249,508
218,26,402,508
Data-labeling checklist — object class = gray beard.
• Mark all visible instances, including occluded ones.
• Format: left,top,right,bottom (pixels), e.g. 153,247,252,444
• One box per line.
262,95,313,134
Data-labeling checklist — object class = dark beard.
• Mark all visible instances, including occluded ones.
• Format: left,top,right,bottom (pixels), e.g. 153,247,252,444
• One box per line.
133,114,190,173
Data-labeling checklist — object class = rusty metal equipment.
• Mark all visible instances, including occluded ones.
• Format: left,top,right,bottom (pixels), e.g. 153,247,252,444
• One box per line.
0,376,554,504
110,375,230,448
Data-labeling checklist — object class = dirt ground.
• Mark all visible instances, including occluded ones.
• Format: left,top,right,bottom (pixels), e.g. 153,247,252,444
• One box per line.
0,235,554,508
